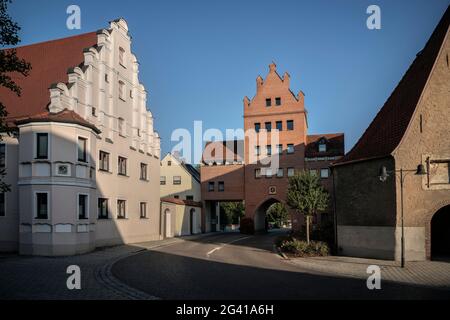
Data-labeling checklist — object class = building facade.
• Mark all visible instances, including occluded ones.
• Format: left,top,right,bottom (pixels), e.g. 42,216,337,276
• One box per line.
333,7,450,261
0,19,161,256
201,63,344,232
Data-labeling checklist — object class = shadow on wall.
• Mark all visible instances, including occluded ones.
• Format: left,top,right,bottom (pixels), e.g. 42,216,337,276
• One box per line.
2,127,161,256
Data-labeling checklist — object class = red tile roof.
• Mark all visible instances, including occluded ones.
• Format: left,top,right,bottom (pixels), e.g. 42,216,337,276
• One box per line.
335,5,450,166
305,133,345,158
0,32,98,122
15,109,101,134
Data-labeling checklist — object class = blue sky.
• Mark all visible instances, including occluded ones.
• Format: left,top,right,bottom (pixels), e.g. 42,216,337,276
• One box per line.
8,0,449,160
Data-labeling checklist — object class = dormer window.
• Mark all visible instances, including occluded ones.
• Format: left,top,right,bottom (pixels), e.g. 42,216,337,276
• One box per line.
119,47,125,67
318,139,327,152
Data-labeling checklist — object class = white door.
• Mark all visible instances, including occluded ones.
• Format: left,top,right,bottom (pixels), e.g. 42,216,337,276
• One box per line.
165,211,172,237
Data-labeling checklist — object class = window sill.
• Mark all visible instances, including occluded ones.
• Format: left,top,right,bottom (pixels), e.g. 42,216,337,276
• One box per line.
97,217,110,220
140,217,149,220
118,173,129,177
140,179,149,182
78,218,89,221
98,169,112,174
117,217,128,220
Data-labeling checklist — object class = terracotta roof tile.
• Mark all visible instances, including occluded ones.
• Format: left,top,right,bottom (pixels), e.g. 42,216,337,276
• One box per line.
336,5,449,166
0,32,98,122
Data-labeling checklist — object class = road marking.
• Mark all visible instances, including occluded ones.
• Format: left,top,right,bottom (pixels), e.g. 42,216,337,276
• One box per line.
206,236,253,257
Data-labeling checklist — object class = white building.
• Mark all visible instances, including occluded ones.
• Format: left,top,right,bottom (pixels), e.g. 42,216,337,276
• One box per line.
0,18,162,256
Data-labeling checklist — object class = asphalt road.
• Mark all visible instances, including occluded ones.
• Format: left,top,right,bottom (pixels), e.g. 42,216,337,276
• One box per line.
112,231,450,300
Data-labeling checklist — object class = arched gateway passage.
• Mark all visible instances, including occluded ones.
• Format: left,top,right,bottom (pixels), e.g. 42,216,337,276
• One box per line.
254,198,280,232
431,205,450,259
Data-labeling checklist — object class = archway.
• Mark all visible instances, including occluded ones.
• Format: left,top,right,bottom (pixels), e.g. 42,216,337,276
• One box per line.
254,198,280,232
431,205,450,260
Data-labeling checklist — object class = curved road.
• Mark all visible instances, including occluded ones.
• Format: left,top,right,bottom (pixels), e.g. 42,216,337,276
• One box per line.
112,231,450,300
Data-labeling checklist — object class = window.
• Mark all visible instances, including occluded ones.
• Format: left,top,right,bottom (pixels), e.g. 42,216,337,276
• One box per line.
287,120,294,131
36,133,48,159
78,194,88,220
208,181,215,192
160,176,166,185
0,144,5,168
287,168,295,177
77,137,87,162
275,97,281,106
255,146,260,156
118,118,125,136
140,202,147,219
36,193,48,219
277,144,283,154
117,200,126,219
287,144,294,154
319,144,327,152
105,74,109,83
167,161,172,166
98,198,108,219
254,123,260,133
218,181,225,192
277,168,284,178
130,90,133,99
140,163,148,180
92,107,96,117
276,121,282,131
173,176,181,185
320,168,330,179
119,47,125,66
265,122,272,132
265,168,273,178
118,156,127,176
99,151,110,171
0,193,5,217
186,195,194,201
174,195,179,199
266,145,272,156
265,98,272,107
119,81,125,100
255,168,261,179
309,169,318,177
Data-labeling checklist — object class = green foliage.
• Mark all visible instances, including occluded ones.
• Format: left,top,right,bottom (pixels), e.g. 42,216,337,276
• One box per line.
0,0,31,192
266,202,289,228
286,171,329,243
280,238,329,257
220,202,244,224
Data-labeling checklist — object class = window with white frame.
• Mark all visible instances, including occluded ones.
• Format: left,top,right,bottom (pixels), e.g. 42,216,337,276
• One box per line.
99,151,110,171
173,176,181,185
319,143,327,152
78,194,88,220
77,137,87,162
35,192,48,219
118,156,127,176
277,168,284,178
0,193,5,217
117,200,126,219
36,133,48,159
98,198,108,219
287,144,294,154
160,176,166,185
140,163,148,180
140,202,147,219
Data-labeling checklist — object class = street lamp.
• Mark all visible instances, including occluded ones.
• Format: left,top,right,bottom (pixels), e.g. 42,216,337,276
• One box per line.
378,164,427,268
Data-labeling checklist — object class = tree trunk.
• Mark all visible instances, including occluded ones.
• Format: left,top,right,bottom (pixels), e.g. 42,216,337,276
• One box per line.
306,216,310,244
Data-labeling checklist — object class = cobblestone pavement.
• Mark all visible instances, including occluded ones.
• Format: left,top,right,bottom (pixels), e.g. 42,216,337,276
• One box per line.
286,256,450,290
0,235,208,300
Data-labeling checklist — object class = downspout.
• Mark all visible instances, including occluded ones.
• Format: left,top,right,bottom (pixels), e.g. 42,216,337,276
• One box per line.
332,167,338,254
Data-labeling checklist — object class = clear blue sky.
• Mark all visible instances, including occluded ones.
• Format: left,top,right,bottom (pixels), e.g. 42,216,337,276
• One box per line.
8,0,449,159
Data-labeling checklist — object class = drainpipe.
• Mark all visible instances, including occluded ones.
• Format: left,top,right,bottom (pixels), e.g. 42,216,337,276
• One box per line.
332,167,338,253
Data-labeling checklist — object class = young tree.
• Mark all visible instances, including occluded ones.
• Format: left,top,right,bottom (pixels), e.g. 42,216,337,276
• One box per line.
266,202,289,228
220,202,244,224
0,0,31,192
286,171,329,244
